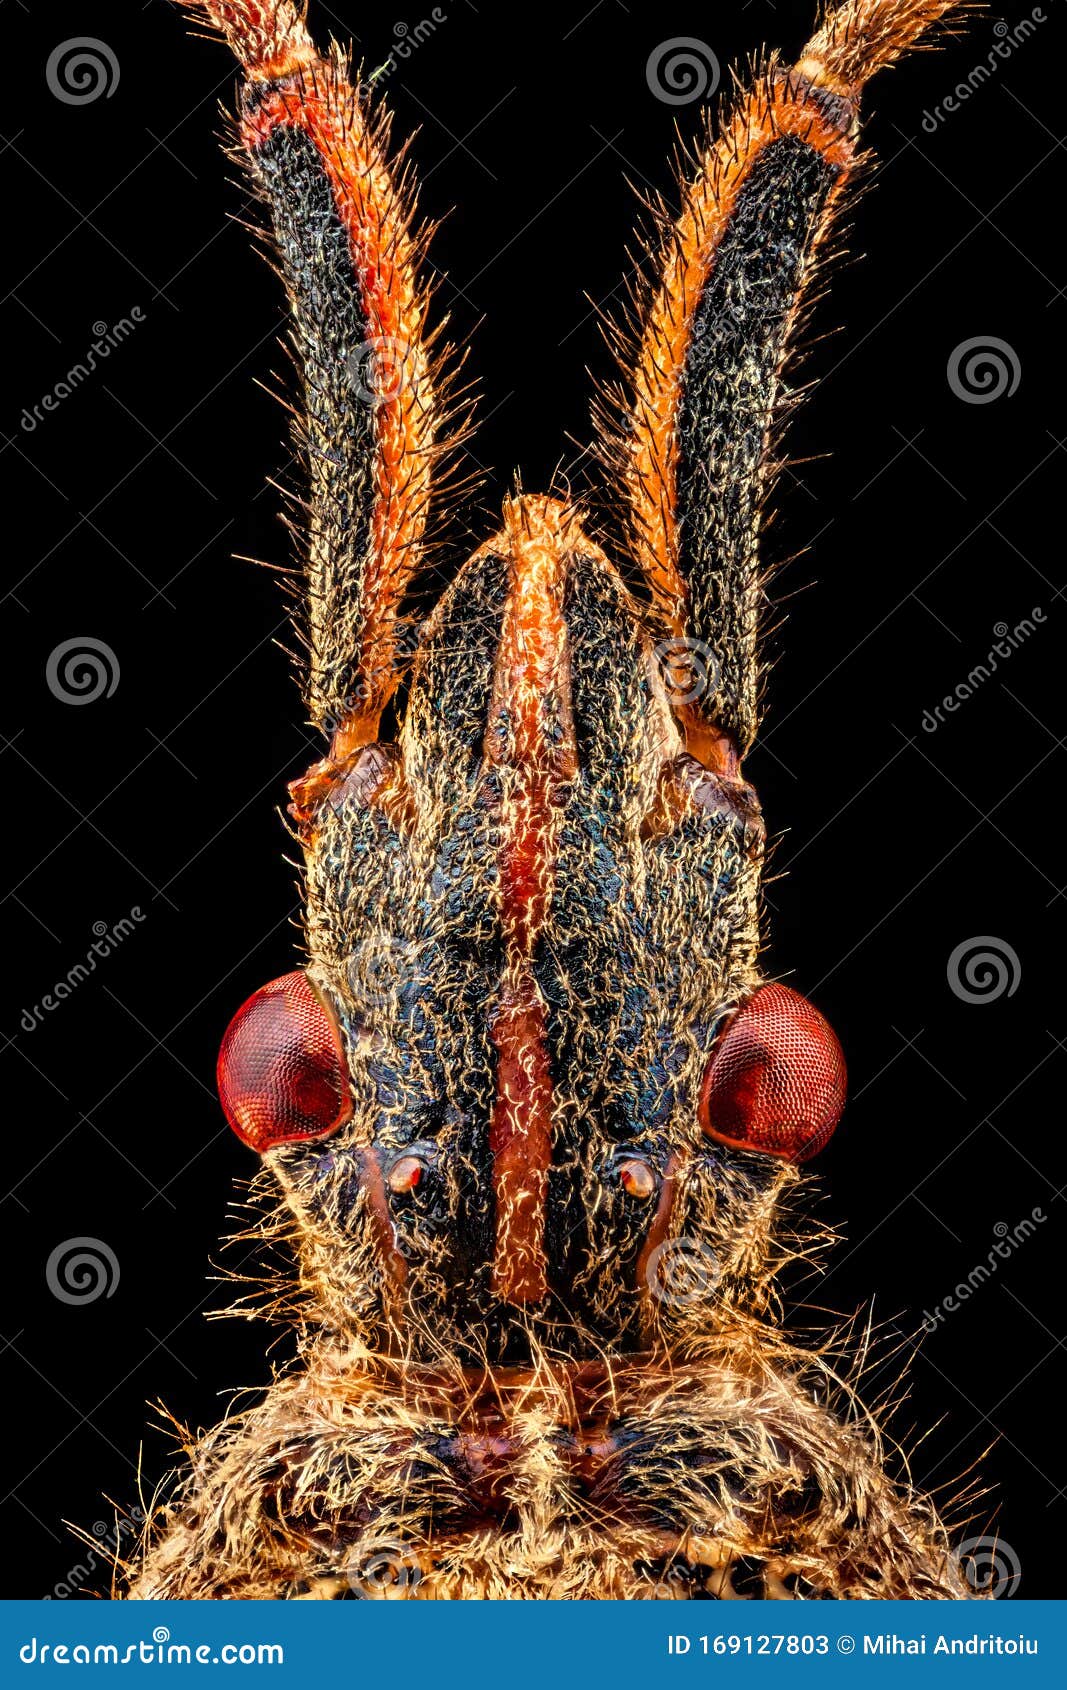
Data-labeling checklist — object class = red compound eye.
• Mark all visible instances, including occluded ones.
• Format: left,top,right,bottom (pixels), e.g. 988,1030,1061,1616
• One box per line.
699,982,846,1163
217,972,352,1153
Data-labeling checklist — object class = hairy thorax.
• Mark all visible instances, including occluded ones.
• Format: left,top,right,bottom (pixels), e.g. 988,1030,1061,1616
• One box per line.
133,1337,970,1600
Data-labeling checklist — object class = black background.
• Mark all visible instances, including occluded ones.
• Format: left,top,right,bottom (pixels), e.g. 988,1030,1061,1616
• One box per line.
2,0,1063,1599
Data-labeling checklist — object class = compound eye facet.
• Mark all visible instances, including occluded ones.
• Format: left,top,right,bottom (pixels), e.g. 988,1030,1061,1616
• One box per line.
699,982,846,1163
217,971,352,1153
